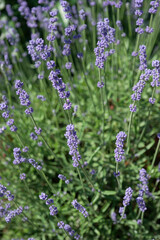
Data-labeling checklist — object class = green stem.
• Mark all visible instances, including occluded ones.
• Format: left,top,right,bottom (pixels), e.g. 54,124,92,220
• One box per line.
99,69,105,145
126,111,134,155
120,207,126,221
29,113,56,157
1,67,12,106
151,139,160,171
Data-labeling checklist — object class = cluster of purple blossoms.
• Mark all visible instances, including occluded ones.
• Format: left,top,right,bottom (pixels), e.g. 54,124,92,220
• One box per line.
27,38,52,63
134,1,145,34
136,168,152,212
48,70,72,110
123,187,133,207
13,147,42,170
58,174,70,184
139,45,147,71
94,18,116,69
72,199,88,217
57,221,80,239
149,1,160,14
37,95,46,101
119,187,133,218
60,1,72,19
134,0,143,16
64,124,81,167
47,10,58,43
79,9,86,20
97,81,104,88
72,105,78,116
39,193,57,216
0,184,14,201
15,80,33,115
130,54,154,112
103,0,122,8
20,173,26,180
111,211,117,224
114,131,127,162
131,80,146,102
151,60,160,87
119,207,126,219
28,159,42,170
116,20,123,31
5,206,23,223
65,62,72,70
0,95,17,132
13,148,26,165
0,203,11,219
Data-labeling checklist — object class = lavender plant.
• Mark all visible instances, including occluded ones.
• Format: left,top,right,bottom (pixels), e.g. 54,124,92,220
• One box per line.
0,0,160,239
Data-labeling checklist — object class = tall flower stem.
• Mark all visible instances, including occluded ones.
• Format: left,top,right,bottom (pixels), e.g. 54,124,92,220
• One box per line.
16,132,56,195
151,139,160,171
29,113,56,158
120,207,126,221
115,162,120,189
99,69,105,145
82,60,97,113
1,66,12,107
137,87,156,144
126,111,134,155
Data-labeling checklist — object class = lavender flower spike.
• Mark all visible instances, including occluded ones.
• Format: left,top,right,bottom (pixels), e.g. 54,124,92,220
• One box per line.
114,131,127,162
64,124,81,167
123,187,133,207
72,199,88,217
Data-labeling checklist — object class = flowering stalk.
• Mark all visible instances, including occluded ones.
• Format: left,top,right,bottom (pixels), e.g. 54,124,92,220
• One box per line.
151,138,160,171
99,69,105,145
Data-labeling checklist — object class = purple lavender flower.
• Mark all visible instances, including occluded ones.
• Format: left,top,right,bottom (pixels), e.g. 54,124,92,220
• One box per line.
5,206,23,223
30,132,38,140
49,205,58,216
114,131,127,162
136,168,152,212
64,124,81,167
136,18,143,26
135,27,144,34
65,62,72,70
72,199,88,217
136,196,147,212
72,105,78,116
46,199,54,205
123,187,133,207
149,1,159,14
58,174,66,181
145,26,153,33
39,192,48,200
97,81,104,88
22,146,29,152
57,221,65,229
139,45,147,71
34,127,42,135
15,80,33,115
94,18,115,69
6,119,14,126
0,184,14,201
79,9,86,20
90,169,96,175
149,97,155,104
113,171,120,177
111,211,117,224
20,173,26,180
46,60,56,70
48,70,72,110
132,51,138,57
119,207,126,219
137,219,142,225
